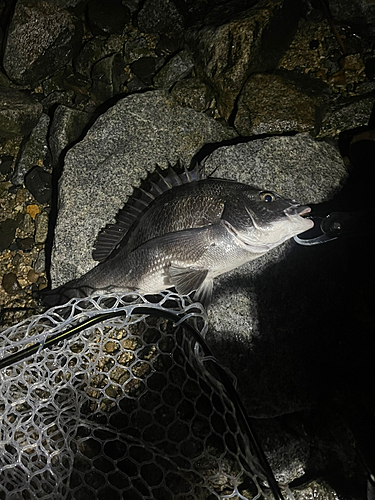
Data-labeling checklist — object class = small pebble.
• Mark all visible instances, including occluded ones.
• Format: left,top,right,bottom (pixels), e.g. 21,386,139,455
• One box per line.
37,275,48,290
24,166,52,204
16,237,34,251
12,253,22,266
26,204,40,220
0,155,13,175
27,269,39,283
34,249,46,274
2,272,22,294
0,218,18,252
35,212,49,244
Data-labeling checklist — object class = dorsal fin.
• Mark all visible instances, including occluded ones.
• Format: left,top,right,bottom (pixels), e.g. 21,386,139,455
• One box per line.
92,161,205,262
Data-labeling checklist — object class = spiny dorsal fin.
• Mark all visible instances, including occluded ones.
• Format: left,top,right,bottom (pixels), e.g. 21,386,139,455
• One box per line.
92,161,205,262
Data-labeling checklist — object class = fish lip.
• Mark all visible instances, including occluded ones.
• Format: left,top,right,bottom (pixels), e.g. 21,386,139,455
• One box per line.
284,205,311,217
297,206,311,217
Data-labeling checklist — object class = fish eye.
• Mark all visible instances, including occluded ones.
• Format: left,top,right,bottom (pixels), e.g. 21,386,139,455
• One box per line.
260,192,275,203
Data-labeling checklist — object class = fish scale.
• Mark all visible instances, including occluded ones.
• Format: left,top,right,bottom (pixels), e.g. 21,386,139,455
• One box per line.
42,164,313,308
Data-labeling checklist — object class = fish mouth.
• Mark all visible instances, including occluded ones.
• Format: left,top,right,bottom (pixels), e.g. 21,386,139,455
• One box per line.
285,204,311,217
296,205,312,217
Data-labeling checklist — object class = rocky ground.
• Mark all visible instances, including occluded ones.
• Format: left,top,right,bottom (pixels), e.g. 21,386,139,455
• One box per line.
1,0,375,498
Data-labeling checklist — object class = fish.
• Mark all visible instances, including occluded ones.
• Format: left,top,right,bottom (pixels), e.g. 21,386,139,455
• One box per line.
42,163,313,308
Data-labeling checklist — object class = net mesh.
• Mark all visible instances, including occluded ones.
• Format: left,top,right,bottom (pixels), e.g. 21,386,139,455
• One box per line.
0,291,268,500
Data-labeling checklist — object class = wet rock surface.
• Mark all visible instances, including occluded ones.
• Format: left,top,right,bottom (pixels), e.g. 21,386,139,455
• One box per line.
11,113,50,185
188,0,301,120
0,88,43,138
3,0,83,87
235,71,330,136
1,0,374,497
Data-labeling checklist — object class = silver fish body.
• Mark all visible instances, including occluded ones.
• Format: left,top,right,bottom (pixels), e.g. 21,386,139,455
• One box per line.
43,167,313,307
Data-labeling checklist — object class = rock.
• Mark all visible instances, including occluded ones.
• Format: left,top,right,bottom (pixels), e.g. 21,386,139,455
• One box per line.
320,94,375,138
328,0,375,37
234,71,330,136
2,272,22,294
41,90,75,112
0,70,11,87
123,36,154,65
170,77,214,112
73,38,108,79
153,50,195,88
87,0,130,35
27,269,39,284
21,212,35,234
130,56,162,86
0,155,13,175
204,135,347,204
0,88,43,138
122,0,142,13
51,90,236,286
49,105,92,166
155,34,181,57
187,0,301,120
16,237,34,251
137,0,185,34
35,211,49,244
3,0,83,87
0,217,19,252
73,35,125,80
11,114,50,185
24,166,52,204
201,135,348,416
126,75,149,93
91,54,127,104
44,0,86,7
34,248,46,274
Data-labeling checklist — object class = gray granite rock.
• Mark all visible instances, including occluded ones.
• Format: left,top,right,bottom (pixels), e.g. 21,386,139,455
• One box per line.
91,53,126,104
170,77,214,112
123,36,154,65
137,0,184,34
203,134,347,204
0,88,43,138
11,114,50,185
49,105,92,166
187,0,300,120
3,0,83,87
234,71,330,136
153,50,195,89
73,36,125,79
328,0,375,37
320,94,375,138
87,0,130,36
51,90,236,286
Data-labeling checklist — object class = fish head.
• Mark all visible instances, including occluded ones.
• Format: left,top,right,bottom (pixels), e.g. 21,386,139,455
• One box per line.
222,187,314,253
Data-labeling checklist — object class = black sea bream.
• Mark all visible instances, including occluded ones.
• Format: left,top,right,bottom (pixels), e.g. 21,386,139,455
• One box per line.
43,164,313,307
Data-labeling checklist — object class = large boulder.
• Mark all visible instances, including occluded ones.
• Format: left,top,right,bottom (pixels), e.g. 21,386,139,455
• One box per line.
0,87,43,138
3,0,83,87
187,0,301,120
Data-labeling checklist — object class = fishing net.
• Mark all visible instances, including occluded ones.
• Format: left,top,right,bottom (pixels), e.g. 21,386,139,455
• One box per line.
0,290,271,500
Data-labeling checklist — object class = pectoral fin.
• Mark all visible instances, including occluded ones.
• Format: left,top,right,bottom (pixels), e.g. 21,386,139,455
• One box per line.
194,278,213,309
169,265,208,296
